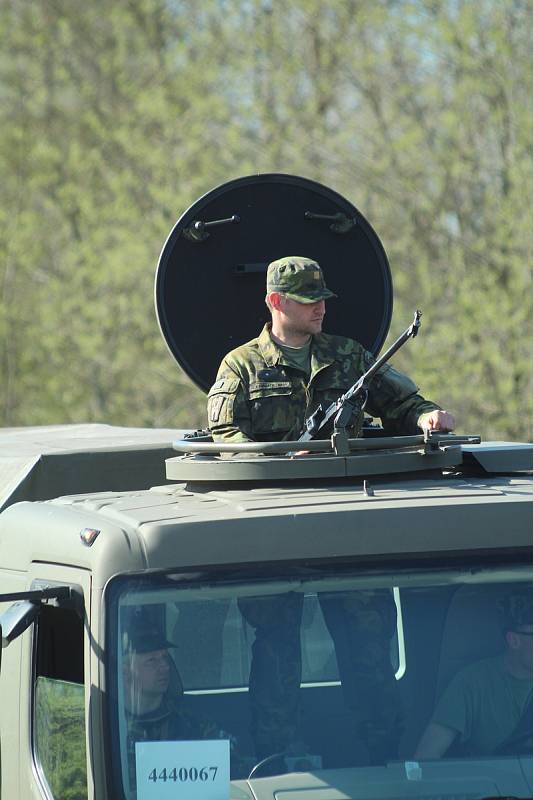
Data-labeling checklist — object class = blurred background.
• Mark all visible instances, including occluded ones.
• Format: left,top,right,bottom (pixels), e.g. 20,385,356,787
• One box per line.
1,0,531,441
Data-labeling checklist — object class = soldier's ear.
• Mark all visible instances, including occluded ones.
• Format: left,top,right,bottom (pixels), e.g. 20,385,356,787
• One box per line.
506,630,521,650
268,292,284,311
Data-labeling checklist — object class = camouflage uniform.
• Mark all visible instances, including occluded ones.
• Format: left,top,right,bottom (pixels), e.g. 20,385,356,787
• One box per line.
237,592,305,758
208,323,438,442
318,589,403,764
125,694,245,791
126,697,220,786
207,257,440,764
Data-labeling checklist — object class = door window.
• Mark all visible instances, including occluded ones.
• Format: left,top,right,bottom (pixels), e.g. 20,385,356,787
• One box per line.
33,604,87,800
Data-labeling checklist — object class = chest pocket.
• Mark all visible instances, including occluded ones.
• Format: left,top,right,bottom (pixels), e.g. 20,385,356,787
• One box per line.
312,369,348,409
248,380,296,435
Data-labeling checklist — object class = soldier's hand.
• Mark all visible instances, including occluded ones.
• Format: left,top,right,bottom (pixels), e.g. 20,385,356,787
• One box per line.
418,410,455,432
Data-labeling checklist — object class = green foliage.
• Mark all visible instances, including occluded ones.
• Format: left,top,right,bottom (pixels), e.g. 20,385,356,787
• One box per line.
35,677,87,800
0,0,531,439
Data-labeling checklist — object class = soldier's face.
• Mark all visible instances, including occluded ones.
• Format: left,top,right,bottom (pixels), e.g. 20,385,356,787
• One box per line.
280,296,326,336
126,649,171,697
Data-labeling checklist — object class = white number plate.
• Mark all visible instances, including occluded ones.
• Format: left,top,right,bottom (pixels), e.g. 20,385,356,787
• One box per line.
135,739,230,800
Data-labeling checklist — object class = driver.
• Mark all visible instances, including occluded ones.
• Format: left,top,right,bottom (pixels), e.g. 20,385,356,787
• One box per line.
415,591,533,758
123,629,217,744
122,627,242,790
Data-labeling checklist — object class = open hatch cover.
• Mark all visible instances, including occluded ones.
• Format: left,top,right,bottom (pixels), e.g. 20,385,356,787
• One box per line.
155,174,393,393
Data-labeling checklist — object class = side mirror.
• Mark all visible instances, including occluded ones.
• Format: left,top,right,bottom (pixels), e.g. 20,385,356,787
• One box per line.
0,600,40,648
0,586,80,679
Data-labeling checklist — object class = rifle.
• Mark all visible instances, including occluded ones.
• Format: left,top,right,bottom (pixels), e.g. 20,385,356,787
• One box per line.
298,310,422,453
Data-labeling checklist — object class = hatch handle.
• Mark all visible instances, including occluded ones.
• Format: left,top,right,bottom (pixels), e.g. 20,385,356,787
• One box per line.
304,210,356,234
183,214,240,242
234,262,268,274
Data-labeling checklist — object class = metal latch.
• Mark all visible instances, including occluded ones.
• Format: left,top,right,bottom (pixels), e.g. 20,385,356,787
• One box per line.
183,214,240,242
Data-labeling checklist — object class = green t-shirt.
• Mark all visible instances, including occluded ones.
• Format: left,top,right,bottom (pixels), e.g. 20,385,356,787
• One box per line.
277,340,312,378
433,656,533,754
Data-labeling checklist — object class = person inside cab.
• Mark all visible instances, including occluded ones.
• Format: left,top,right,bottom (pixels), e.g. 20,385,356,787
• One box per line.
415,590,533,759
122,627,243,790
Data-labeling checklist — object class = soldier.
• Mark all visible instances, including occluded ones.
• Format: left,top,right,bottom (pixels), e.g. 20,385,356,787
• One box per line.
207,256,454,443
207,256,455,764
415,590,533,759
122,628,241,790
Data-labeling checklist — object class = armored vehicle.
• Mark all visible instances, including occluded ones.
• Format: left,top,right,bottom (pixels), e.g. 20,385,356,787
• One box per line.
1,175,533,800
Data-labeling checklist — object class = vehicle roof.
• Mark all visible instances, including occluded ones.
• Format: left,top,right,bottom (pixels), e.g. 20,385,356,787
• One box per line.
0,424,180,511
54,470,533,534
2,465,531,581
1,438,532,584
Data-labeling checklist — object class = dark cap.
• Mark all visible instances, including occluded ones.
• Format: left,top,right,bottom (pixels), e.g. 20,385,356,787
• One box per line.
266,256,337,304
500,590,533,632
122,627,178,655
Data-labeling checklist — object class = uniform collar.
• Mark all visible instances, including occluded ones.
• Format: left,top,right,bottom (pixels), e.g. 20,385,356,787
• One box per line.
125,693,178,724
257,323,281,366
258,323,336,375
310,330,337,377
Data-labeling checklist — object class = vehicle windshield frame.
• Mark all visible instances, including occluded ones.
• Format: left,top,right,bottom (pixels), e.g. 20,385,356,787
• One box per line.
104,558,533,800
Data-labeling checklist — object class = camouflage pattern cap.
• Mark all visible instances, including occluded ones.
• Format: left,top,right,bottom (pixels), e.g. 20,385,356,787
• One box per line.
266,256,337,304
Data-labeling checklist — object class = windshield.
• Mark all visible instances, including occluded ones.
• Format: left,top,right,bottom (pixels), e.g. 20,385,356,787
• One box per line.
107,565,533,799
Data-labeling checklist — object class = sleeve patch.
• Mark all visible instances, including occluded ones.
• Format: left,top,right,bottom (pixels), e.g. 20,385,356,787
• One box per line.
209,395,226,423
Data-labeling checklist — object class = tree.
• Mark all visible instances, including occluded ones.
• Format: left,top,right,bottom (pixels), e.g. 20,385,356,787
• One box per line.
1,0,531,439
